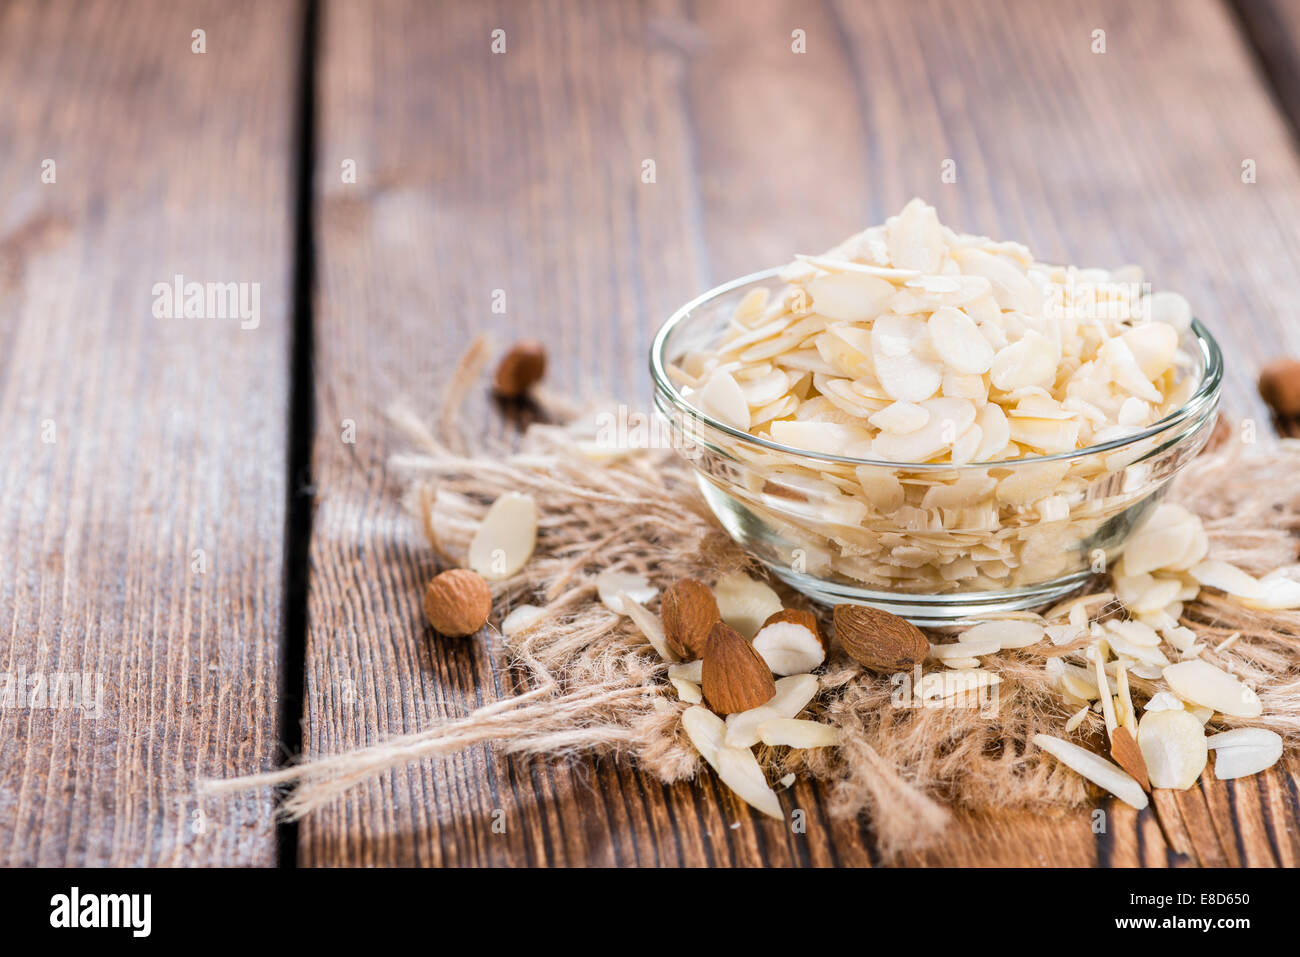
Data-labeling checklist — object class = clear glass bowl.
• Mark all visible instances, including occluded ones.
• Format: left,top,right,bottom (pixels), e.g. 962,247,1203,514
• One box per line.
650,268,1223,625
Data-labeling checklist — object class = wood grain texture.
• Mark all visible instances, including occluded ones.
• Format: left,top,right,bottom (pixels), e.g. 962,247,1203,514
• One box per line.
0,0,299,865
297,0,1300,866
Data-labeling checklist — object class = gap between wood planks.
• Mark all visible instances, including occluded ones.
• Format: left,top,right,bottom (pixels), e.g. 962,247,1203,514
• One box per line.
277,0,321,869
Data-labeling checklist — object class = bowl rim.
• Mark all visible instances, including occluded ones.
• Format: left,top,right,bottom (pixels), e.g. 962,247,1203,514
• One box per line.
650,266,1223,471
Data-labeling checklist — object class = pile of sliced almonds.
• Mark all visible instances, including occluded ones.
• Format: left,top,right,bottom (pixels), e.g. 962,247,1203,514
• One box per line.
667,199,1205,592
1000,505,1290,808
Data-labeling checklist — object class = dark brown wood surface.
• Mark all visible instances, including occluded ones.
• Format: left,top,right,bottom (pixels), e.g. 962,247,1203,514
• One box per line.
4,0,1300,867
0,0,300,865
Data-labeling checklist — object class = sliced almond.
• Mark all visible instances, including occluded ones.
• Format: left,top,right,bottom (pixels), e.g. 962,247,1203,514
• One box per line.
917,669,1001,701
500,603,545,638
1033,733,1149,810
807,272,895,321
467,492,537,581
928,638,1000,659
725,674,819,748
1162,659,1262,718
681,706,782,819
697,370,750,429
1136,708,1207,790
1206,728,1284,780
961,618,1045,650
670,678,702,703
1188,560,1263,600
619,592,677,662
1065,705,1091,732
595,569,656,614
714,571,784,640
757,717,839,749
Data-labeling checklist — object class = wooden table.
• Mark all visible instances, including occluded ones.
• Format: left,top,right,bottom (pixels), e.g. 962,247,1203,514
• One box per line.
3,0,1300,867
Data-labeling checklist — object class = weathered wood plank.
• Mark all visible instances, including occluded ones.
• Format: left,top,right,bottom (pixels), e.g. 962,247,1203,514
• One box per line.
304,0,1300,866
0,0,300,865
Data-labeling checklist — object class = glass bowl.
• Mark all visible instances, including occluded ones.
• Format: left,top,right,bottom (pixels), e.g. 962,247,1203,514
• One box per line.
650,268,1223,625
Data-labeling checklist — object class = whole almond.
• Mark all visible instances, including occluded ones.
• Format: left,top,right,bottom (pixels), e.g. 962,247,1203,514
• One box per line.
1258,358,1300,419
833,604,928,673
493,340,547,398
701,621,776,714
661,578,720,659
423,568,492,637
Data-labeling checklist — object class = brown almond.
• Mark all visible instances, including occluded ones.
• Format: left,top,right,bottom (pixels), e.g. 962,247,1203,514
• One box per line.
423,568,492,637
833,604,928,673
661,578,720,660
759,608,825,652
493,340,547,398
1259,358,1300,419
1109,726,1151,792
701,621,776,714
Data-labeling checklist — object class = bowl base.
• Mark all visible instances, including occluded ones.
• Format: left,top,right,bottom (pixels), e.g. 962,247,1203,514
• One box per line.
765,565,1095,627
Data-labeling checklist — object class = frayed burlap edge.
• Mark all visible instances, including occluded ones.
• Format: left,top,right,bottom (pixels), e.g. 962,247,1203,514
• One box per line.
208,339,1300,856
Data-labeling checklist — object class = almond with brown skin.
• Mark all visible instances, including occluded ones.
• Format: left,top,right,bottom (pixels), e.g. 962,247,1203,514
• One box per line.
1109,726,1151,792
423,568,492,637
661,578,719,660
701,621,776,714
1259,357,1300,419
752,608,826,675
761,609,825,649
493,340,547,398
833,603,928,673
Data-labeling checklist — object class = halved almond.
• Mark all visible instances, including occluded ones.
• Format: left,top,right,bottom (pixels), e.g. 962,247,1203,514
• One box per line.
751,609,825,675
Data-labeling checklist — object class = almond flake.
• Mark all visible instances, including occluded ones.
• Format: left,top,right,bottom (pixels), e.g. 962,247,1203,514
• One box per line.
724,674,820,748
619,593,677,663
595,569,656,613
1206,728,1283,780
1163,659,1262,718
500,604,545,638
468,492,538,581
1033,733,1149,809
757,718,839,749
714,571,784,640
961,618,1045,650
681,706,783,819
1136,708,1207,790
